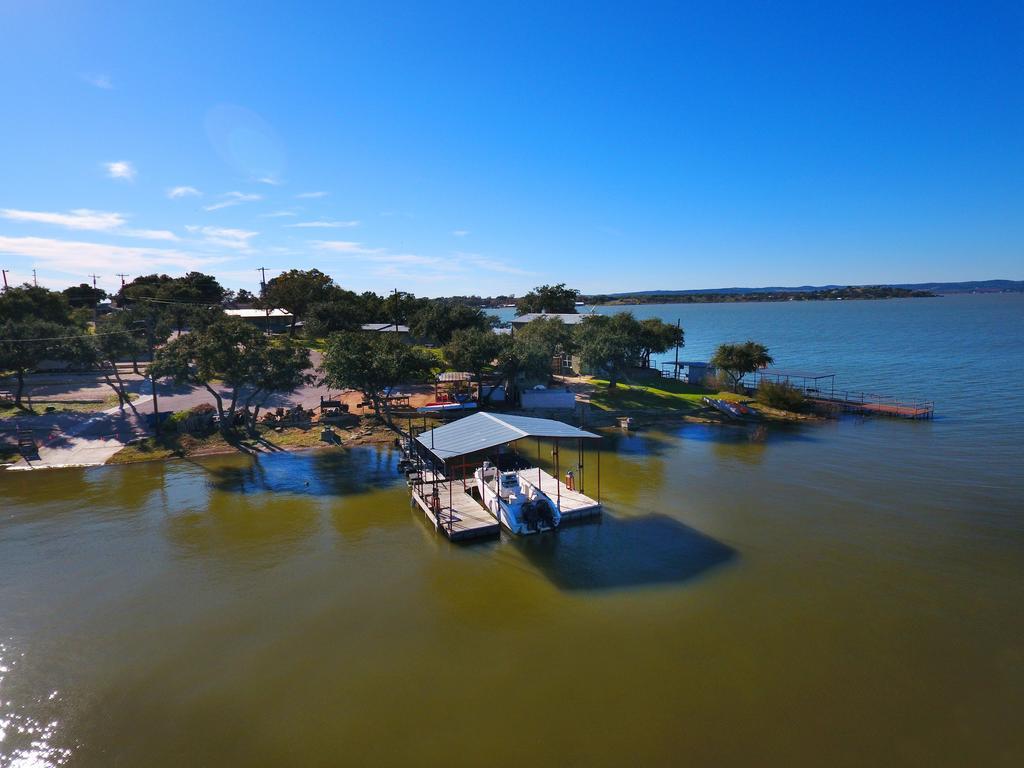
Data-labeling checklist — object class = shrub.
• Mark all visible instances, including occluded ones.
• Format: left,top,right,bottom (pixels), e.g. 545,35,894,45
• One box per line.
756,380,806,412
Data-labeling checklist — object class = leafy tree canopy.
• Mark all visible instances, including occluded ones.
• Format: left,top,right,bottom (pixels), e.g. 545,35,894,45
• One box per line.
410,299,492,346
516,283,580,314
261,269,336,335
710,341,774,392
443,328,503,399
515,316,575,357
0,284,74,325
636,317,684,367
62,283,108,309
321,330,435,424
151,316,309,432
0,317,78,407
573,312,645,388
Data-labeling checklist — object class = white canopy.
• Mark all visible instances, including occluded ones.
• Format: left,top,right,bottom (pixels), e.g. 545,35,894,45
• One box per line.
416,412,599,462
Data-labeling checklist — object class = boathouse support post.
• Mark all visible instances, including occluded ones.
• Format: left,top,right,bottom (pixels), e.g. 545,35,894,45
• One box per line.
597,442,601,504
537,437,541,490
554,438,560,512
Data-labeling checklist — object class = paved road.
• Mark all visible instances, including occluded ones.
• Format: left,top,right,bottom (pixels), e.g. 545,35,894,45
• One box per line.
2,351,436,469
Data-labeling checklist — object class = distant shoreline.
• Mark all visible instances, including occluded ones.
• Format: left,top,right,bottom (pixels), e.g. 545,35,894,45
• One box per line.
583,286,935,305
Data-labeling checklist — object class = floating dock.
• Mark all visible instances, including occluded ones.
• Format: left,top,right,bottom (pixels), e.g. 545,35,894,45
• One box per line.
514,468,601,522
410,477,500,541
410,467,601,541
407,411,604,543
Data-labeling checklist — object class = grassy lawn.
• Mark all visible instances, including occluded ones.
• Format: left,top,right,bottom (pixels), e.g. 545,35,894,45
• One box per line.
105,423,358,465
0,393,139,417
588,377,746,412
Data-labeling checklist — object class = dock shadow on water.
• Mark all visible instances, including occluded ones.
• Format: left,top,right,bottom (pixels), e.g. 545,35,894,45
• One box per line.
515,514,736,591
203,445,404,497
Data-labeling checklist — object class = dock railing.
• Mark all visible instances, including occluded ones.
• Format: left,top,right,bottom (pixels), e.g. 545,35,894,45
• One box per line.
743,373,934,419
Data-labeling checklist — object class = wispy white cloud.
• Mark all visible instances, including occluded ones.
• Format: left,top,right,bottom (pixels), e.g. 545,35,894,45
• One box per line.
203,191,262,211
82,73,113,89
105,161,136,181
452,229,469,237
459,252,532,276
285,220,360,229
313,240,381,255
122,228,179,241
255,176,282,185
295,191,328,199
0,208,179,242
186,225,259,250
0,235,229,282
313,237,535,287
1,208,125,231
167,186,201,199
260,209,299,218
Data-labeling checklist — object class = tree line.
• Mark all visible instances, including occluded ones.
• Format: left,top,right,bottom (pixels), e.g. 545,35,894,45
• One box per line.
3,271,773,435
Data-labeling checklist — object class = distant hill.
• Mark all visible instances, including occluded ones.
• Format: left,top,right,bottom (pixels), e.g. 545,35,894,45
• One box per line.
605,280,1023,297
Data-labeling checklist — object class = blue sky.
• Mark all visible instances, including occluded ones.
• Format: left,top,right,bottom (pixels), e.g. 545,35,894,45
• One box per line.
1,1,1021,296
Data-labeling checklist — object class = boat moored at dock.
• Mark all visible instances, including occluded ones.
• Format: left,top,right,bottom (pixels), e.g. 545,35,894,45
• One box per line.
475,462,560,534
404,412,603,541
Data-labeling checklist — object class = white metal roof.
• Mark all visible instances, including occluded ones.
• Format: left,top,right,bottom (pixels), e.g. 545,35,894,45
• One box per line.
362,323,411,333
416,412,599,462
225,308,292,318
512,312,587,325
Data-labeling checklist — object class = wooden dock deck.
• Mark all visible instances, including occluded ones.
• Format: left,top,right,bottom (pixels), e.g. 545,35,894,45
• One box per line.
409,467,601,541
516,467,602,522
809,396,934,419
411,479,500,541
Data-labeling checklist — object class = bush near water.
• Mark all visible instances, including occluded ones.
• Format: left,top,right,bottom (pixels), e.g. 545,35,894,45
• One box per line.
755,380,806,412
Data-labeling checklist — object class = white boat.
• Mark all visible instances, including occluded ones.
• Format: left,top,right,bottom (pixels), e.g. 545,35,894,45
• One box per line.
474,461,560,534
416,400,478,413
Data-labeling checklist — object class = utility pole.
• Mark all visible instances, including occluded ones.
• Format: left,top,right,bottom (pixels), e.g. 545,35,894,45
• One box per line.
89,274,101,325
673,318,681,381
116,273,128,287
1,269,9,291
136,316,161,437
257,267,270,335
32,269,37,287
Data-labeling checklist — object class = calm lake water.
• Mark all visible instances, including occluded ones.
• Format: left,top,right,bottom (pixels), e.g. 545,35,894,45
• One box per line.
2,294,1022,767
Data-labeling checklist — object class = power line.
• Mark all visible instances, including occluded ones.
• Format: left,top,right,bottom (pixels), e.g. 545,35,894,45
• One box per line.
0,330,130,343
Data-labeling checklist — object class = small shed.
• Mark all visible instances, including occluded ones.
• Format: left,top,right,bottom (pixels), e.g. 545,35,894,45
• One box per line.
661,360,716,386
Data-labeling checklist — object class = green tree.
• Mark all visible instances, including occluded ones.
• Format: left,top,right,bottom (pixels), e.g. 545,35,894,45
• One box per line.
636,318,684,368
410,299,492,345
320,330,434,426
515,316,575,359
240,340,313,432
62,283,108,309
516,283,580,314
151,317,304,433
0,318,74,408
573,312,644,388
443,328,503,403
261,269,336,336
0,284,74,325
710,341,774,392
302,286,370,338
86,313,149,413
495,335,551,402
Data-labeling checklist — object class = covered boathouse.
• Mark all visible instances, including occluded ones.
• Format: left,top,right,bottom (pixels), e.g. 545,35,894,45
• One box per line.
406,412,603,541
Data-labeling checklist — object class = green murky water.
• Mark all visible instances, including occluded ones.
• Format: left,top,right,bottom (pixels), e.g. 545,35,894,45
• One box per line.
2,295,1022,766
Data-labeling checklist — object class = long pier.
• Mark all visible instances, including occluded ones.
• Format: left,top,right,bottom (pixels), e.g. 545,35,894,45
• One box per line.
807,393,934,419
